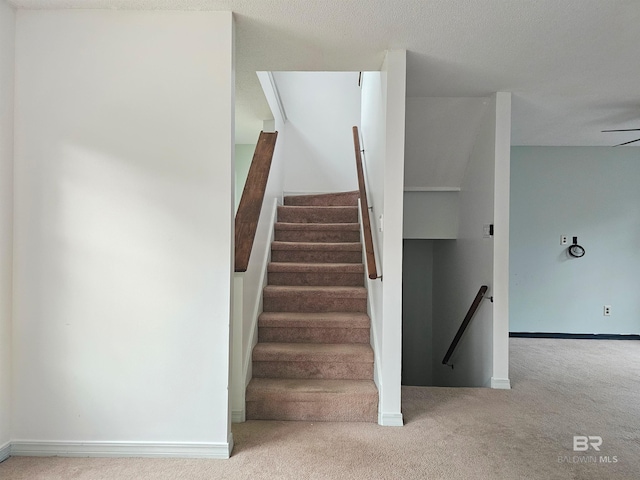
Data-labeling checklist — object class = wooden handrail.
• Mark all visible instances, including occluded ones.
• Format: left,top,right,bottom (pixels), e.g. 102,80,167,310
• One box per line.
352,126,378,280
235,131,278,272
442,285,489,367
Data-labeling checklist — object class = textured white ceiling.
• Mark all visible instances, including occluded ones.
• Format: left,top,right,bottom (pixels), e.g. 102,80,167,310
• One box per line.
9,0,640,147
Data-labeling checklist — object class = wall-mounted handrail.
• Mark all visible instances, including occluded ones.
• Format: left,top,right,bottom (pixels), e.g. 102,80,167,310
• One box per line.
235,131,278,272
442,285,489,367
352,126,379,280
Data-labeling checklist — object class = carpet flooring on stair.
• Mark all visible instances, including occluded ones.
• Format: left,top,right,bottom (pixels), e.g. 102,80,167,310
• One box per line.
246,378,377,422
267,262,364,287
270,241,363,263
247,190,378,423
274,222,361,243
258,312,370,344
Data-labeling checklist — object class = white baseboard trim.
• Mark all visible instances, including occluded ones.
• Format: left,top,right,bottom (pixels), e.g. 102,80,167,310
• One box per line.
491,377,511,389
378,412,404,427
10,439,233,459
231,409,246,423
0,441,10,462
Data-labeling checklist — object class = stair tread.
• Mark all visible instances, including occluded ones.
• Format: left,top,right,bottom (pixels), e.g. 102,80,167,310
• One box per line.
259,311,370,328
277,205,358,224
253,342,373,362
283,191,359,207
246,378,376,398
275,222,360,230
272,241,362,251
268,262,364,272
279,205,358,210
263,285,367,296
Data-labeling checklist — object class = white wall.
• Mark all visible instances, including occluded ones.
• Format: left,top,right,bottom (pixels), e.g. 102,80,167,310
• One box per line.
404,97,488,189
0,0,15,459
432,94,498,387
360,50,406,426
275,71,360,194
360,69,385,407
403,191,459,239
511,146,640,335
491,92,511,389
13,10,234,457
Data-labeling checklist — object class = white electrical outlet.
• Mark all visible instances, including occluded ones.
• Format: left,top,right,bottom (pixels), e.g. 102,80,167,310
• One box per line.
561,235,568,245
603,305,611,316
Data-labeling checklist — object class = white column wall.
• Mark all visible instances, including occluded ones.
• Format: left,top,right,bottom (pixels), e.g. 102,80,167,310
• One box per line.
360,71,385,392
379,50,406,425
492,92,511,389
13,10,234,457
0,0,15,459
360,50,406,426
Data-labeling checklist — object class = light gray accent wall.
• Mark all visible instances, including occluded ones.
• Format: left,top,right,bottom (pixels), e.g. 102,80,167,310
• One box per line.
510,147,640,334
401,240,433,386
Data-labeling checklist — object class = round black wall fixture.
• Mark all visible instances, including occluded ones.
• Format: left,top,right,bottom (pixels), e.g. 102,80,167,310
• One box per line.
568,237,585,258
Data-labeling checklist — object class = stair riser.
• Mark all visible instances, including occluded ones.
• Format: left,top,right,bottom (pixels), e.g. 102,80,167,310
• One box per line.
263,294,367,313
268,272,364,287
246,399,377,422
275,229,361,243
271,250,362,263
278,206,358,223
252,361,373,380
259,327,370,344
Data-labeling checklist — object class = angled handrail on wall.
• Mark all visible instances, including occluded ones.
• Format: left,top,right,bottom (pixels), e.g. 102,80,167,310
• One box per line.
235,131,278,272
352,126,379,280
442,285,489,367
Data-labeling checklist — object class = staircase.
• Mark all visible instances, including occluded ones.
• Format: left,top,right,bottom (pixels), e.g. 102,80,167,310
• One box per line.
246,191,378,422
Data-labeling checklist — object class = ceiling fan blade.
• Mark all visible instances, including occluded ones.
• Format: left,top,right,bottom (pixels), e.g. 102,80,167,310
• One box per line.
614,137,640,147
602,128,640,132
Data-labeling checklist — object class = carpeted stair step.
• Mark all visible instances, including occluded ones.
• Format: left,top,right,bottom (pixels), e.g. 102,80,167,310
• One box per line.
246,378,377,422
252,342,374,380
271,241,362,263
268,262,364,286
277,205,358,224
263,285,367,313
274,222,361,243
258,312,370,344
283,191,359,207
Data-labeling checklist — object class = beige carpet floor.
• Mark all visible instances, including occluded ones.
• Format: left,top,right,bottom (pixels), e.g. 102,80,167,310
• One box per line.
1,338,639,479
